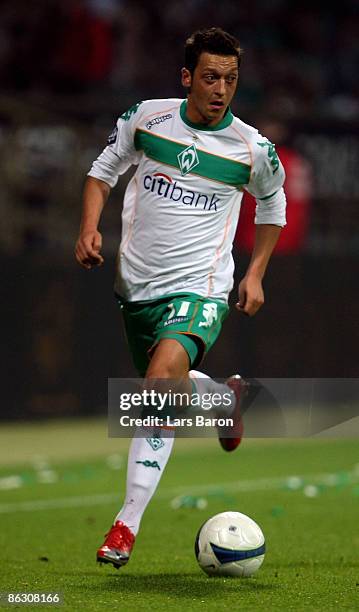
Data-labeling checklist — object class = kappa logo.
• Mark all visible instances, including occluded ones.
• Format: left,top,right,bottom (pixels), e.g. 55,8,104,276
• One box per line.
145,114,173,130
177,143,199,176
146,437,165,451
136,460,161,470
163,316,190,327
199,303,218,328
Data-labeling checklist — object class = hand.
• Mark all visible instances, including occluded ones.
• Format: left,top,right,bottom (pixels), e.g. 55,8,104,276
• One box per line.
75,230,104,269
236,274,264,316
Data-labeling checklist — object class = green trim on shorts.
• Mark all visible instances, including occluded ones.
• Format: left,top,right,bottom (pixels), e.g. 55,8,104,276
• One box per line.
118,293,229,376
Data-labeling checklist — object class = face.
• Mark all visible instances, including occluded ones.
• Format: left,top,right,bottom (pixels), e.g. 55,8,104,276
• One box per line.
181,52,239,126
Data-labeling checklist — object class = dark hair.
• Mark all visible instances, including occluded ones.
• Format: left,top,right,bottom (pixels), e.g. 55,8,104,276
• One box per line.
185,27,242,75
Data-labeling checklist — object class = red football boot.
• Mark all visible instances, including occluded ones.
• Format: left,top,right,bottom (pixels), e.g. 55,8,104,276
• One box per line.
97,520,135,569
217,375,247,452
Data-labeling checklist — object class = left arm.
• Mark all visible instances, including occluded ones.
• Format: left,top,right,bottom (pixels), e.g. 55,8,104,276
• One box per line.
238,135,287,316
236,224,281,316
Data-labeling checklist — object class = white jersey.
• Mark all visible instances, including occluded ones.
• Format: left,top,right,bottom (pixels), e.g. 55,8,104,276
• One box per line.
88,98,286,303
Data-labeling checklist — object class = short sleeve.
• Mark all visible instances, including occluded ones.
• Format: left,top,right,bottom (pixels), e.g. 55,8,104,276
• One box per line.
87,102,143,188
244,135,287,227
245,136,285,200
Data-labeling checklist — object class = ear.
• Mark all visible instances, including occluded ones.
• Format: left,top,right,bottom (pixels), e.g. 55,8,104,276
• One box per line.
181,67,192,89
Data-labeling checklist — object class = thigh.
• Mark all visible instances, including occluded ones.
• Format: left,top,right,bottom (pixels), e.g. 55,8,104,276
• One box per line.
146,337,190,378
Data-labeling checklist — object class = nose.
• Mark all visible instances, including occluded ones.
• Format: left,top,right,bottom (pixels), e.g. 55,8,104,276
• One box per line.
214,78,226,96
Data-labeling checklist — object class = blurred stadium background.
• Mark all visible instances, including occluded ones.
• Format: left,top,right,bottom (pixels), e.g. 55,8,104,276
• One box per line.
1,0,358,420
1,4,358,609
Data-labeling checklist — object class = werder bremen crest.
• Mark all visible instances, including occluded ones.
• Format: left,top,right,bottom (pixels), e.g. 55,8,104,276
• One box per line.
177,143,199,176
146,437,165,451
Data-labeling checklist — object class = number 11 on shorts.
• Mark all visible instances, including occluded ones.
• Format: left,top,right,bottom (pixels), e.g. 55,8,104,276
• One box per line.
167,301,191,320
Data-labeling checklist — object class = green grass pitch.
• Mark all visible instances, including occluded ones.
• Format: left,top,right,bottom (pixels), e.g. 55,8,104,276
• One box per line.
0,419,358,611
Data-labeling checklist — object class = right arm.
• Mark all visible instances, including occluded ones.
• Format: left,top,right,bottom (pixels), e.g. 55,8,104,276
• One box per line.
75,101,144,269
75,176,110,269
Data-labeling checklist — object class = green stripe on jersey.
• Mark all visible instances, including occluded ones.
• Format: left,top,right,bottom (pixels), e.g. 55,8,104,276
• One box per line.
134,129,251,187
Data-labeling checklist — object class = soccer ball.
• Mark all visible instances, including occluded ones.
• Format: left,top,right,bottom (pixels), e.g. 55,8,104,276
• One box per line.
195,511,265,577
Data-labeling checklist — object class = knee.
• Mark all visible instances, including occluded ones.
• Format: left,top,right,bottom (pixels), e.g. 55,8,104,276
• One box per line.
145,361,178,379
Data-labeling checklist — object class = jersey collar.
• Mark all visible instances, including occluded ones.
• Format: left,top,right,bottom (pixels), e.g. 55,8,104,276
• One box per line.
180,100,233,131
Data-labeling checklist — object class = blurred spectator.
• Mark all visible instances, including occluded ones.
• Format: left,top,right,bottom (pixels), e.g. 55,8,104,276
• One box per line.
0,1,63,91
51,0,116,92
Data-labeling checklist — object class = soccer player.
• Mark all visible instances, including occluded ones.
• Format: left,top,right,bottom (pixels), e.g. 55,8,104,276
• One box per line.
75,27,286,569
